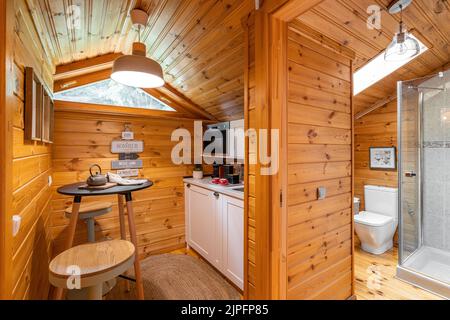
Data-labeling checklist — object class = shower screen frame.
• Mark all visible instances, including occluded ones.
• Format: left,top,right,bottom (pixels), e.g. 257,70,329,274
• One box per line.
397,81,424,265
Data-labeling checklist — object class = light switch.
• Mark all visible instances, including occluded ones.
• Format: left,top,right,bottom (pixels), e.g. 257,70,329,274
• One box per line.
13,215,21,237
317,187,327,200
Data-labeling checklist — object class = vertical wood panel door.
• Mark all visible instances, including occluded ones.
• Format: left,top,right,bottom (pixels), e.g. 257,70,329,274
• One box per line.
222,195,244,289
186,185,220,267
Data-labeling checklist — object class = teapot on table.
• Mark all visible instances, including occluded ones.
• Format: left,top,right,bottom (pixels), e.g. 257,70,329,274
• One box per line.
86,164,108,186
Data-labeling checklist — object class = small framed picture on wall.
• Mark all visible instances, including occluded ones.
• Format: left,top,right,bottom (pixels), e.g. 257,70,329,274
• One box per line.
25,67,43,141
369,147,397,170
24,67,54,144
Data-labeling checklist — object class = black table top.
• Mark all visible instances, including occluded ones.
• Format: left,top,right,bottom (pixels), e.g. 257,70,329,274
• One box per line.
57,180,153,197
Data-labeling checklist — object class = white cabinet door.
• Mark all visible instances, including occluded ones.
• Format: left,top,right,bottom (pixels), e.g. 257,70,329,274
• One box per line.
186,184,220,267
221,195,244,290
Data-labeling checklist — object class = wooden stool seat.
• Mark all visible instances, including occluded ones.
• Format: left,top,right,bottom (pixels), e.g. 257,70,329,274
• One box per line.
65,201,112,219
49,240,135,299
65,201,113,244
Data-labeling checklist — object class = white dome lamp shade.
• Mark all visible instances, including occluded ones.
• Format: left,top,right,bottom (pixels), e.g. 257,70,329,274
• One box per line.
111,9,165,88
384,0,420,62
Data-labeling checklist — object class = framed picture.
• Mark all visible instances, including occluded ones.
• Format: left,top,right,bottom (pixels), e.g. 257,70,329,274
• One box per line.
25,67,54,143
25,67,43,141
369,147,397,170
42,90,54,143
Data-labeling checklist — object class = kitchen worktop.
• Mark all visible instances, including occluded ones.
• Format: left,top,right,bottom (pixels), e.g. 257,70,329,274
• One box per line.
183,177,244,200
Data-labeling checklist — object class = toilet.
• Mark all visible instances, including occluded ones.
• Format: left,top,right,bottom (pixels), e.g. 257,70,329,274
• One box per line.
355,185,398,255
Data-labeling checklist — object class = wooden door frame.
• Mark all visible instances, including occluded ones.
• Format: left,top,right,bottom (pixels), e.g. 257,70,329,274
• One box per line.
245,0,328,299
0,0,14,300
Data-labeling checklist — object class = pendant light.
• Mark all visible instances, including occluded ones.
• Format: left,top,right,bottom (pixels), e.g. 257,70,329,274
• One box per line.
384,0,420,62
111,9,165,88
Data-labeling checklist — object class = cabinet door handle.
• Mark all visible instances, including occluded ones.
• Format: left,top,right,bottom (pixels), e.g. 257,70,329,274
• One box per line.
213,192,220,198
186,184,191,188
405,172,417,177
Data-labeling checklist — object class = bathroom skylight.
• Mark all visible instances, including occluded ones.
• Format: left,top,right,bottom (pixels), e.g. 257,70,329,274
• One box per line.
353,34,428,96
54,79,175,112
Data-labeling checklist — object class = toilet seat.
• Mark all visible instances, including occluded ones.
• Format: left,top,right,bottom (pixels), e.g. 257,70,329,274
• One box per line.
355,211,393,227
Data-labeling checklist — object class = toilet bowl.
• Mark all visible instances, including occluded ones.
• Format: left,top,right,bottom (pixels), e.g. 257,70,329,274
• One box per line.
355,185,398,255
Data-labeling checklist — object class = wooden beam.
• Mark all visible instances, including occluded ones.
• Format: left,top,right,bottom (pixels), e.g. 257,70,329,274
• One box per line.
289,20,356,60
54,53,123,80
54,100,206,121
261,0,324,20
355,95,396,119
53,68,215,120
254,9,271,300
159,83,217,120
54,68,111,93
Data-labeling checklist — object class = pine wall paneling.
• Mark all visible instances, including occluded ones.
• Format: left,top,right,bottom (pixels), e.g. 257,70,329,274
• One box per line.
354,101,398,209
51,104,205,260
0,0,13,300
7,0,55,300
243,12,257,299
285,21,354,300
242,0,355,299
354,100,399,246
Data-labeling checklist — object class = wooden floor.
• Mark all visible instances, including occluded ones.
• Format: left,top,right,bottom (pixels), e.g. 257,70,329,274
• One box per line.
354,246,442,300
107,246,443,300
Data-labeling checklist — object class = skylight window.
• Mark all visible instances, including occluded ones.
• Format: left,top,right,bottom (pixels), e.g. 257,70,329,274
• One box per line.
54,79,176,112
353,35,428,96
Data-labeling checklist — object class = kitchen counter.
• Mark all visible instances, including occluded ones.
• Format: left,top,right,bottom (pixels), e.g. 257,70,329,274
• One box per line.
183,177,244,200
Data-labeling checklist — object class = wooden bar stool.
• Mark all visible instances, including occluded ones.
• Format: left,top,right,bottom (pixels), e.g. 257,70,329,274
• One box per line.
64,201,112,243
49,240,135,300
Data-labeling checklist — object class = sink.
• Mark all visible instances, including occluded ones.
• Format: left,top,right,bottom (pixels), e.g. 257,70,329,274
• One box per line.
232,187,245,192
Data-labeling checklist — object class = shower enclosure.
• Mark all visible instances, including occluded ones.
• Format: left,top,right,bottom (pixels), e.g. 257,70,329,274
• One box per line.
397,69,450,299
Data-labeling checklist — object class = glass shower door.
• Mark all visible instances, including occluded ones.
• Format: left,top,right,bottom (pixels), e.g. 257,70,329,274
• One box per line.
398,82,421,263
397,70,450,299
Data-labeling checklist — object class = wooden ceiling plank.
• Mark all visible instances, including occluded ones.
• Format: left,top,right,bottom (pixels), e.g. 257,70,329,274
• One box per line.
171,39,243,89
147,0,203,59
27,0,254,120
151,0,217,63
172,50,244,96
162,0,250,75
167,27,244,82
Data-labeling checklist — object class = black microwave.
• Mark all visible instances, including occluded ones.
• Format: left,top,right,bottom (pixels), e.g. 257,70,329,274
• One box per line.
203,122,230,156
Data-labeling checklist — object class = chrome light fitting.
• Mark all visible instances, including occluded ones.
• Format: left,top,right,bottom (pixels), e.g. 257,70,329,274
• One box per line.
384,0,420,62
111,9,165,88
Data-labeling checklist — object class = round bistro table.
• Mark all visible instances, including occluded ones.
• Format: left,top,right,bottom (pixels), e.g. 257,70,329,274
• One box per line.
55,180,153,300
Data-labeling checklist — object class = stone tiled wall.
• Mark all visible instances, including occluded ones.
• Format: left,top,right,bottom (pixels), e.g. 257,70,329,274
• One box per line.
422,72,450,251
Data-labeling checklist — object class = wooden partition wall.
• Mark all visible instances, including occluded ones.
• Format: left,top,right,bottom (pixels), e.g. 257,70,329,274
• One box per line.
1,0,54,299
243,0,355,299
285,21,354,299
